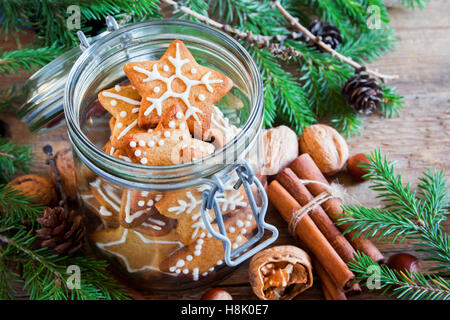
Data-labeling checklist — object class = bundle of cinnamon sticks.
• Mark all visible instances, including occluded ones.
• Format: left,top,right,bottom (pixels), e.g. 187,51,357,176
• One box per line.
267,153,384,300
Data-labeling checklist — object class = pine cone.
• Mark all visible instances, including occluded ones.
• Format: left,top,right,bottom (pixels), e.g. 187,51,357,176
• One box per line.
342,68,384,114
36,207,86,255
308,19,342,50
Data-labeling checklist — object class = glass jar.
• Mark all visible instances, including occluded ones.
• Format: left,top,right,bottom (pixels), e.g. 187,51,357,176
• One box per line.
21,18,278,292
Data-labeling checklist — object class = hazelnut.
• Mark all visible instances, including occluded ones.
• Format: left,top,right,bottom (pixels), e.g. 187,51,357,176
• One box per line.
347,153,370,181
200,288,233,300
387,253,419,274
299,124,349,175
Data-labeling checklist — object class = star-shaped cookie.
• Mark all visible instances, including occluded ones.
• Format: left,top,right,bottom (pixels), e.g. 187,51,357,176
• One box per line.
123,40,233,137
98,85,147,149
122,103,215,165
92,226,183,274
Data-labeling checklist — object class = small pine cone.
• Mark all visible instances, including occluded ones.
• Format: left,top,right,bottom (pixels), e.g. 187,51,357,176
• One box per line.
36,207,86,255
308,19,342,50
342,68,384,114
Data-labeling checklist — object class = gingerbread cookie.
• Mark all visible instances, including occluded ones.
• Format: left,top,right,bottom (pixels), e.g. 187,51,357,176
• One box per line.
205,106,240,149
123,40,233,137
88,178,121,226
92,226,183,274
134,211,177,237
122,103,215,165
80,192,119,228
119,189,162,228
98,85,146,149
159,209,257,280
156,177,248,245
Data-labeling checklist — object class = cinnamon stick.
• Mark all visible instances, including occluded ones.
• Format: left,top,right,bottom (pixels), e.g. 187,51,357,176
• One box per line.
315,261,347,300
289,154,384,263
267,180,354,290
276,168,356,263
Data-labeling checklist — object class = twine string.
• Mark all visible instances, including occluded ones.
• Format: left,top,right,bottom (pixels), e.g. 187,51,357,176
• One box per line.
287,179,350,236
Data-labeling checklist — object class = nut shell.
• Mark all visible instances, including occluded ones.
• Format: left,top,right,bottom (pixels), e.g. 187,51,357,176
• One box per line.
299,124,349,175
249,245,313,300
6,174,57,206
52,148,77,201
200,288,233,300
347,153,370,181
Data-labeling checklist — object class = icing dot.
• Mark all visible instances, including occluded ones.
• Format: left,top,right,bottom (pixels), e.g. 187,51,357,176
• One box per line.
148,140,155,147
164,131,171,138
191,68,197,74
241,229,247,234
236,236,243,242
207,233,213,238
120,111,127,118
154,86,160,93
195,244,202,251
179,123,186,130
198,94,206,101
176,260,185,268
186,255,193,261
229,227,236,233
176,112,184,119
114,85,121,92
233,243,238,249
140,158,148,164
194,250,201,256
117,122,123,128
158,140,164,146
138,201,145,207
169,267,176,272
209,267,215,272
247,214,253,221
147,128,153,133
175,269,181,274
197,239,204,245
141,191,149,197
200,232,206,238
139,140,146,147
202,272,208,276
129,141,136,148
155,195,163,201
217,260,223,266
143,151,147,156
168,121,175,128
163,65,169,72
236,220,244,228
183,269,189,274
134,150,142,157
132,108,139,113
110,100,117,106
147,200,154,206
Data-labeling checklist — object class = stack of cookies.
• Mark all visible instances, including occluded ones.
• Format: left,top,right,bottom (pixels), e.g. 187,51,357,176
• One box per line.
83,40,256,282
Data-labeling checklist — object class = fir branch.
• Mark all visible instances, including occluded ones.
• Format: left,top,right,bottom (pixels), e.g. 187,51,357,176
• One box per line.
0,186,44,225
0,45,64,75
349,252,450,300
339,149,450,273
0,85,25,114
0,227,130,300
380,84,404,118
399,0,429,9
0,138,33,183
272,0,398,81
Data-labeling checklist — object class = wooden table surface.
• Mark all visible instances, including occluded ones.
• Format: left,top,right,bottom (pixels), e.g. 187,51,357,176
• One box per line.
1,2,449,300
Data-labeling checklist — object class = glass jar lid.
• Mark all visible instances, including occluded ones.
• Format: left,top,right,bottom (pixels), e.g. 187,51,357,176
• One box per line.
17,17,119,133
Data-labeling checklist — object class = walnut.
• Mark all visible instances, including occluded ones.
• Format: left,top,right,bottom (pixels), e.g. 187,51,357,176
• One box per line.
51,148,77,201
299,124,349,175
6,174,57,206
261,125,299,176
249,245,313,300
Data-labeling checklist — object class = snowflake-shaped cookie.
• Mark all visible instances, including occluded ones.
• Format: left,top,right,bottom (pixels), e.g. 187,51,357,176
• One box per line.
124,40,233,137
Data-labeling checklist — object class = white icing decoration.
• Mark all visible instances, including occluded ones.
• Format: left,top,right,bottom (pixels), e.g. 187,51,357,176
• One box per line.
138,200,145,207
118,155,131,162
111,100,117,106
132,108,139,113
192,268,199,281
99,206,113,217
89,179,120,212
116,122,123,128
168,121,175,128
120,111,127,118
176,112,184,119
134,150,141,157
114,85,121,92
148,140,155,147
109,146,115,156
158,139,164,146
129,141,136,148
198,94,205,101
182,269,189,274
140,158,148,164
117,119,137,140
154,86,160,93
139,140,146,147
163,65,169,72
191,68,197,74
124,190,146,224
132,42,223,122
102,91,140,105
164,131,171,138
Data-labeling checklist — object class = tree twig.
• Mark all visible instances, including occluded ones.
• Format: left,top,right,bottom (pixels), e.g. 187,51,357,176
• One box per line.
271,0,399,81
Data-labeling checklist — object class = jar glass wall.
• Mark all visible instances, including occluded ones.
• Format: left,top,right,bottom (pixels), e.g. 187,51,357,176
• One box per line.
64,20,266,291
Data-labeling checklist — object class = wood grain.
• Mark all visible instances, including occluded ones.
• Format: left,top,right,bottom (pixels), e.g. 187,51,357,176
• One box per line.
1,1,449,300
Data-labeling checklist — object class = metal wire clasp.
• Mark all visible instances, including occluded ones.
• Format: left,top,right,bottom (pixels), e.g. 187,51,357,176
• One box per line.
77,16,120,51
200,162,279,267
